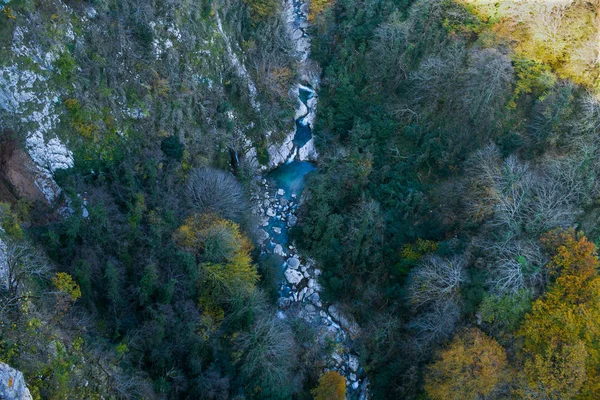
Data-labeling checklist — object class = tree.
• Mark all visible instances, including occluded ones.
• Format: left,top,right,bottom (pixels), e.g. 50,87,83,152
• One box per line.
311,371,346,400
174,214,258,297
234,312,301,399
242,0,280,21
187,167,247,222
518,230,600,398
161,136,184,161
407,255,467,309
425,328,508,400
0,236,49,310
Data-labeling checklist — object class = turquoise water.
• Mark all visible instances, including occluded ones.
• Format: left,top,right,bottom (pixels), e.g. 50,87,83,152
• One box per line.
267,161,316,200
293,119,312,148
293,87,314,148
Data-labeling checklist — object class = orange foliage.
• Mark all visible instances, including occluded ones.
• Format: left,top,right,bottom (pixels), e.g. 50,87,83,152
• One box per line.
519,230,600,398
311,371,346,400
425,328,508,400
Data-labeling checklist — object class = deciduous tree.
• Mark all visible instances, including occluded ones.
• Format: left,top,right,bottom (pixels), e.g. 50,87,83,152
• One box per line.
311,371,346,400
425,328,508,400
518,230,600,398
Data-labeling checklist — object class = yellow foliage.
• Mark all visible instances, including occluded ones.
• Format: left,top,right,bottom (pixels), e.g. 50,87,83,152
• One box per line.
0,202,23,239
518,230,600,398
311,371,346,400
401,238,439,263
459,1,600,95
268,67,293,98
3,7,16,20
308,0,334,22
52,272,82,302
174,214,258,296
425,328,508,400
243,0,280,21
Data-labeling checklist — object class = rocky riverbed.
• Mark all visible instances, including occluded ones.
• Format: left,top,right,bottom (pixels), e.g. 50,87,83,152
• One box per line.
250,0,369,396
252,175,368,397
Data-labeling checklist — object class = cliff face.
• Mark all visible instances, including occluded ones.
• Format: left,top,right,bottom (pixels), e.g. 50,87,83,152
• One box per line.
0,0,298,207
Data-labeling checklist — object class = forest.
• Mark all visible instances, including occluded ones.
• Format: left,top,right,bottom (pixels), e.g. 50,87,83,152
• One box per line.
1,0,600,399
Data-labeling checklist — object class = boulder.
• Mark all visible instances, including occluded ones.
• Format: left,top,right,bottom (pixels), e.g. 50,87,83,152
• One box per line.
287,256,300,269
308,292,320,305
278,297,291,309
277,188,285,196
0,362,32,400
287,215,298,227
332,352,343,365
285,268,303,285
273,227,282,234
266,207,276,217
274,244,285,256
348,354,359,372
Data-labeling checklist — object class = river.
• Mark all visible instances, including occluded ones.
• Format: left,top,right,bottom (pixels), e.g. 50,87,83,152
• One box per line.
250,0,369,397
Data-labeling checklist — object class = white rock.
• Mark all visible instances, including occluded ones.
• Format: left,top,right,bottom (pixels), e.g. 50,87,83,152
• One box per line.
352,381,359,390
308,279,315,288
273,227,282,234
308,292,320,305
287,256,300,269
287,215,298,227
277,188,285,196
0,362,32,400
266,208,276,217
298,137,318,161
274,244,285,256
348,354,359,372
285,268,303,285
332,352,343,365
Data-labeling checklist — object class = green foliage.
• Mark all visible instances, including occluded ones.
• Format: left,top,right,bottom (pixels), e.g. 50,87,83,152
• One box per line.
0,202,23,239
508,59,557,108
133,22,154,50
53,51,77,84
479,289,531,333
242,0,280,22
161,136,184,161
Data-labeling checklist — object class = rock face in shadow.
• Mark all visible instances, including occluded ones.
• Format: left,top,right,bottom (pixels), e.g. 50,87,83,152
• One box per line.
0,362,33,400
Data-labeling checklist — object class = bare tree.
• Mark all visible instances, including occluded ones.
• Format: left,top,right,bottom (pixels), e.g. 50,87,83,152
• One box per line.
460,47,514,123
233,313,301,398
407,255,467,309
480,240,548,295
187,167,247,221
0,236,49,308
410,300,460,349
